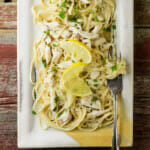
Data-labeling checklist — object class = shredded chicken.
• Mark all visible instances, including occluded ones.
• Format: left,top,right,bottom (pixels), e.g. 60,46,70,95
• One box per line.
52,48,63,64
81,96,101,110
58,110,72,127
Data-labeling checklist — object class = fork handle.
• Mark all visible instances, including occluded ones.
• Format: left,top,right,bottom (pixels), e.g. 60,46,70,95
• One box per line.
112,93,120,150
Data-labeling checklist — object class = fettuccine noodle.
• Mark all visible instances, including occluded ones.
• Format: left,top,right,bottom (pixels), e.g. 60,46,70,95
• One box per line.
31,0,126,131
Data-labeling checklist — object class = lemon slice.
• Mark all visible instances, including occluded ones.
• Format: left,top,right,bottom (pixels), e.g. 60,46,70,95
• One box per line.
60,40,92,63
62,62,92,97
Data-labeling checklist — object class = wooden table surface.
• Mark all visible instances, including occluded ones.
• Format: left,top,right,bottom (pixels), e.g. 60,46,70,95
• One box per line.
0,0,150,150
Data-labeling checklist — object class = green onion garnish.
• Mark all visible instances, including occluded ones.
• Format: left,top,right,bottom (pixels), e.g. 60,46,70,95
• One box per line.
98,45,101,50
52,44,56,47
92,96,99,102
69,15,78,22
45,30,50,34
93,84,98,87
54,75,58,79
90,10,94,14
41,57,47,68
112,64,117,71
103,28,111,32
93,79,97,82
32,110,36,115
77,100,81,104
55,96,60,103
112,25,116,30
82,72,87,76
101,57,105,63
72,60,75,63
61,1,66,7
94,17,99,22
59,11,65,19
68,0,72,4
87,82,90,86
57,113,61,117
74,8,79,13
51,67,57,72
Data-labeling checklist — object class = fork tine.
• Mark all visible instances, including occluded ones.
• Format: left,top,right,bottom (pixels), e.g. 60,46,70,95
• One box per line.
108,46,114,60
119,52,122,62
107,50,110,59
111,46,114,60
115,46,117,63
107,49,112,60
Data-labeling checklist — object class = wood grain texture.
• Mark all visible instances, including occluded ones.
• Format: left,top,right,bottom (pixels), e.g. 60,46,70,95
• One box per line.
0,97,150,150
0,1,150,150
0,3,17,29
0,44,17,98
134,0,150,27
0,29,149,149
0,29,16,44
134,29,150,97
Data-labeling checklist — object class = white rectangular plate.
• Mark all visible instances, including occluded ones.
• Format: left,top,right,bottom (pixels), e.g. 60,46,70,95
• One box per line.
17,0,133,148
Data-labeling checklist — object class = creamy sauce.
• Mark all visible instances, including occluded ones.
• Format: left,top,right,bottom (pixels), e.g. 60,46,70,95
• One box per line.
67,98,133,147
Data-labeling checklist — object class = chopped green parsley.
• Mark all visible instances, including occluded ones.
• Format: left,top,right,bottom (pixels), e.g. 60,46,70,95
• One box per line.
45,30,50,34
90,10,94,14
112,25,116,30
52,43,56,47
74,8,79,13
112,64,117,71
82,72,87,76
55,96,60,103
72,60,75,63
54,75,58,79
51,67,57,72
93,79,98,82
101,57,105,63
93,84,98,87
32,110,36,115
57,113,61,117
41,57,47,68
59,11,65,19
98,45,101,50
94,17,99,22
69,15,78,22
103,28,111,32
92,96,99,102
61,1,66,7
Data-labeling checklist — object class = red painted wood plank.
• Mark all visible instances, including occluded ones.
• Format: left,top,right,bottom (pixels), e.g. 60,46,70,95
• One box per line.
0,44,17,98
0,97,16,104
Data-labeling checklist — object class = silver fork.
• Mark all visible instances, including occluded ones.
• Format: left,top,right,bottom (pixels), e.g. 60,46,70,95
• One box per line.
107,51,122,150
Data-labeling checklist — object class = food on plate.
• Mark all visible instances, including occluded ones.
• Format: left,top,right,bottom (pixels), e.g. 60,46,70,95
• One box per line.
31,0,126,131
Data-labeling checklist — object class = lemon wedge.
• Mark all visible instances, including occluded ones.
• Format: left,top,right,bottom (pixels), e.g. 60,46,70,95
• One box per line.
62,62,92,97
60,40,92,64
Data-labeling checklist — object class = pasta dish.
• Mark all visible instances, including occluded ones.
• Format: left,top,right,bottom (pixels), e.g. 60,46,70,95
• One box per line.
31,0,126,131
